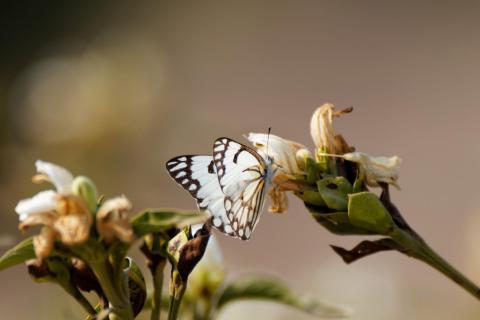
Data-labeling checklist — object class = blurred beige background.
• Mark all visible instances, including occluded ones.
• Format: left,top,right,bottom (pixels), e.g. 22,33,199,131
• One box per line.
1,1,480,319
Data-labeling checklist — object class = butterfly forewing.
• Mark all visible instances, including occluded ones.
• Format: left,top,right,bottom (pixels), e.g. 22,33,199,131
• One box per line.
213,138,270,240
165,155,235,236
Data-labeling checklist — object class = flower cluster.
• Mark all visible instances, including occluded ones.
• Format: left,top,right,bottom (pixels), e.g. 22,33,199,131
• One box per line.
15,160,134,259
248,103,401,219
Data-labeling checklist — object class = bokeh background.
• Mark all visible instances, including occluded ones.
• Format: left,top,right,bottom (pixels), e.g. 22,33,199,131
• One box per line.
1,1,480,319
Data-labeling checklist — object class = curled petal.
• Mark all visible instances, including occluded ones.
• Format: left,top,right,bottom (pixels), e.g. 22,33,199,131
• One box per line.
247,133,310,175
268,188,288,213
15,190,57,221
33,227,57,259
19,211,58,231
35,160,74,193
310,103,336,153
96,196,134,243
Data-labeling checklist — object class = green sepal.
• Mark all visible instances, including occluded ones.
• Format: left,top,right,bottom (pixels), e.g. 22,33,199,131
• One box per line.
215,276,349,318
72,176,98,213
306,157,322,184
316,176,353,211
0,237,36,271
315,146,330,173
348,192,395,235
130,209,208,238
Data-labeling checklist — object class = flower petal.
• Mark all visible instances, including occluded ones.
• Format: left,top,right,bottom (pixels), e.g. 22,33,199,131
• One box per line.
342,152,402,188
35,160,74,193
247,133,310,175
15,190,58,221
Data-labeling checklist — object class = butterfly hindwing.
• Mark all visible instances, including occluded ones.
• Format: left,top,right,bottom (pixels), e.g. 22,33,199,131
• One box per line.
165,155,235,236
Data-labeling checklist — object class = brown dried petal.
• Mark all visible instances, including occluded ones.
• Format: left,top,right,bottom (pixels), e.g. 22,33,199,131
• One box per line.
96,197,134,243
268,188,288,213
33,226,57,259
19,211,57,231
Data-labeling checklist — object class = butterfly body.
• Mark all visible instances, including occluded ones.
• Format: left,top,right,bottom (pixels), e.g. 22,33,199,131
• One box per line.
166,137,275,240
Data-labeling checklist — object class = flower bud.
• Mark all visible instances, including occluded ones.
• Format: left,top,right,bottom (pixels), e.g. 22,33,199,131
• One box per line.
72,176,98,213
295,148,313,172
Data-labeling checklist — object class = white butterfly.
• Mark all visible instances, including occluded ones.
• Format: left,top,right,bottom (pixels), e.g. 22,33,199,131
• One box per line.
165,137,276,240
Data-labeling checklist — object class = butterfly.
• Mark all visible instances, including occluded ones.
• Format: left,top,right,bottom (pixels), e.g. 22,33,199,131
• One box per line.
165,137,276,240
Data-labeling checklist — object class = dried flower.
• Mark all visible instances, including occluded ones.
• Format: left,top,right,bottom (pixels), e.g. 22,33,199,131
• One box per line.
15,161,93,258
96,196,134,243
268,187,289,213
310,103,353,156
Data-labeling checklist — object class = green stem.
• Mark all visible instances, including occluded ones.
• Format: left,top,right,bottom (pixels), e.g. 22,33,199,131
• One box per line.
151,260,166,320
90,258,134,320
391,228,480,300
168,271,186,320
59,281,96,315
168,294,184,320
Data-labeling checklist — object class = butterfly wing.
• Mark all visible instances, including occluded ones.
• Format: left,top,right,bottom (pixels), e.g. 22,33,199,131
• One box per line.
212,138,270,240
165,155,235,236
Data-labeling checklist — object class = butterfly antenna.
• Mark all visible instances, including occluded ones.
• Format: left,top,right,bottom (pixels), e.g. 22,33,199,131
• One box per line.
266,127,272,158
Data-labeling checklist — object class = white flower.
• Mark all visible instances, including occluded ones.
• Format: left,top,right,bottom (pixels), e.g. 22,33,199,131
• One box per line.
247,133,311,175
342,152,402,189
16,161,75,221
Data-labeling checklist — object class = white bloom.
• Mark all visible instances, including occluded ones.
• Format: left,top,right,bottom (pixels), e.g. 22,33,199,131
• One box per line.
35,160,74,193
16,161,76,221
247,133,311,175
342,152,402,188
15,190,57,221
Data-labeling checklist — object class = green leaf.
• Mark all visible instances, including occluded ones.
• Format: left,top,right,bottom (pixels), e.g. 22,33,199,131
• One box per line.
348,192,394,235
316,176,352,211
305,205,374,235
131,209,208,238
302,190,327,207
0,237,36,271
124,257,147,316
215,276,350,318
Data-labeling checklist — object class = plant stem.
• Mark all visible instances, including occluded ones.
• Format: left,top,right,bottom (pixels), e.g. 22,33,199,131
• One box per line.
59,281,97,315
168,293,185,320
90,258,134,320
151,260,166,320
168,271,186,320
392,228,480,300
